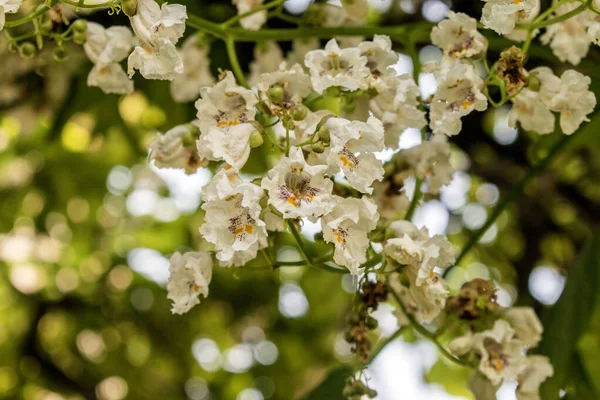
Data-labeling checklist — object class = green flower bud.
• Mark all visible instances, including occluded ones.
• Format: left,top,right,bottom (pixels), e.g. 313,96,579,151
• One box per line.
122,0,138,17
73,31,87,45
18,42,36,58
266,85,284,103
311,142,325,153
317,125,330,143
249,131,264,148
290,104,307,121
52,46,68,62
365,316,378,330
367,389,378,398
528,73,541,92
71,19,87,34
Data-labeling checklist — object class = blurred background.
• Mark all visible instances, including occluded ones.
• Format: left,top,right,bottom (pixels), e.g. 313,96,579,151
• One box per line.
1,0,600,399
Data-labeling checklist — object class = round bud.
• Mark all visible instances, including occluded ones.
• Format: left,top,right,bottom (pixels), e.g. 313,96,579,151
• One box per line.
317,126,330,143
73,31,87,45
52,46,68,62
266,86,284,103
367,389,378,398
249,131,264,148
122,0,138,17
311,142,325,153
71,19,87,34
365,316,378,330
345,313,359,325
291,104,307,121
528,74,541,92
18,42,36,58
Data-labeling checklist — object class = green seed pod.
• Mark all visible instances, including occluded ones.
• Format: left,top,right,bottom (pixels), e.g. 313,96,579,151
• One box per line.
122,0,138,17
73,31,87,45
317,126,330,143
18,42,36,58
249,131,264,148
311,142,325,153
291,104,307,121
71,19,88,34
366,316,378,330
267,85,284,103
52,46,68,62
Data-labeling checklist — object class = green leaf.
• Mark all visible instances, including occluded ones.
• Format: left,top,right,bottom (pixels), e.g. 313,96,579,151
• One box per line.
538,228,600,399
302,365,353,400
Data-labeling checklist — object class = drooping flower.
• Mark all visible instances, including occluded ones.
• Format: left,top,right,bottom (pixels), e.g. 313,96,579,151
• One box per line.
261,146,334,220
325,116,385,194
481,0,538,35
83,22,134,94
321,196,379,274
502,307,543,348
128,0,187,80
149,124,206,174
431,12,488,59
0,0,22,31
516,356,554,400
257,63,312,116
167,251,213,314
304,38,370,93
196,123,256,170
170,35,214,103
200,168,268,267
546,69,596,135
357,35,399,92
391,268,450,324
505,0,541,42
233,0,267,30
370,74,427,148
428,60,487,136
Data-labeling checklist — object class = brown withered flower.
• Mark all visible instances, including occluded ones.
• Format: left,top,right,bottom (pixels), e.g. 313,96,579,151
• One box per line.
496,46,528,95
446,278,499,320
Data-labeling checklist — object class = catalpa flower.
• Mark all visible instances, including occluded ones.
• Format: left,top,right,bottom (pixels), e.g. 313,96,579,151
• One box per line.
128,0,187,80
546,69,596,134
501,307,543,348
170,35,214,103
431,12,488,60
0,0,22,31
428,60,487,136
200,168,267,267
304,38,370,93
286,38,321,68
358,35,399,92
321,196,379,274
340,0,368,22
516,356,554,400
326,116,385,194
262,147,334,220
167,251,213,314
391,268,449,324
196,123,256,171
257,63,312,115
481,0,538,35
149,124,206,174
505,0,540,42
450,320,527,385
84,22,134,94
370,74,426,148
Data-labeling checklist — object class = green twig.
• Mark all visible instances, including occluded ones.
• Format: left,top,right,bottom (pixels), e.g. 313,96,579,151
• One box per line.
222,0,286,29
4,6,49,28
224,36,248,88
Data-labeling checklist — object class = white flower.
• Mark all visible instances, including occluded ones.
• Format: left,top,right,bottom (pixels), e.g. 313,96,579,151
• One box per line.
286,38,321,68
358,35,398,92
508,88,556,134
167,251,213,314
450,320,527,385
200,169,267,267
505,0,540,42
0,0,22,31
233,0,267,30
257,63,312,115
546,69,596,134
481,0,538,35
516,356,554,400
393,134,454,194
502,307,543,348
390,269,449,324
326,116,385,193
431,12,487,59
194,70,257,132
428,60,487,136
304,38,370,93
128,0,187,80
170,35,214,103
196,123,256,171
83,23,134,94
321,196,379,274
261,146,334,220
149,124,205,174
371,180,410,220
370,74,426,148
249,41,285,86
340,0,368,22
541,3,595,65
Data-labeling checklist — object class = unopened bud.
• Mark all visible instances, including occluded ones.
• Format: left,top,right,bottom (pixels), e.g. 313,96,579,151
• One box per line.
365,316,378,330
249,131,264,148
73,31,87,45
71,19,87,34
291,104,307,121
311,142,325,153
267,85,284,103
18,42,36,58
317,125,330,143
122,0,138,17
52,46,68,62
528,74,541,92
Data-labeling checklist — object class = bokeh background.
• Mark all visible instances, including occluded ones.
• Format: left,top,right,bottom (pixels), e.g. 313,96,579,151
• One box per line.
1,0,600,399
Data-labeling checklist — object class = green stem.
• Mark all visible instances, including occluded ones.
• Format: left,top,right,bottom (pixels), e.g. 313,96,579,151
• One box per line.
4,6,49,28
222,0,286,29
447,127,586,275
224,36,248,88
389,285,472,368
525,0,589,30
404,177,422,221
287,220,312,264
59,0,118,8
